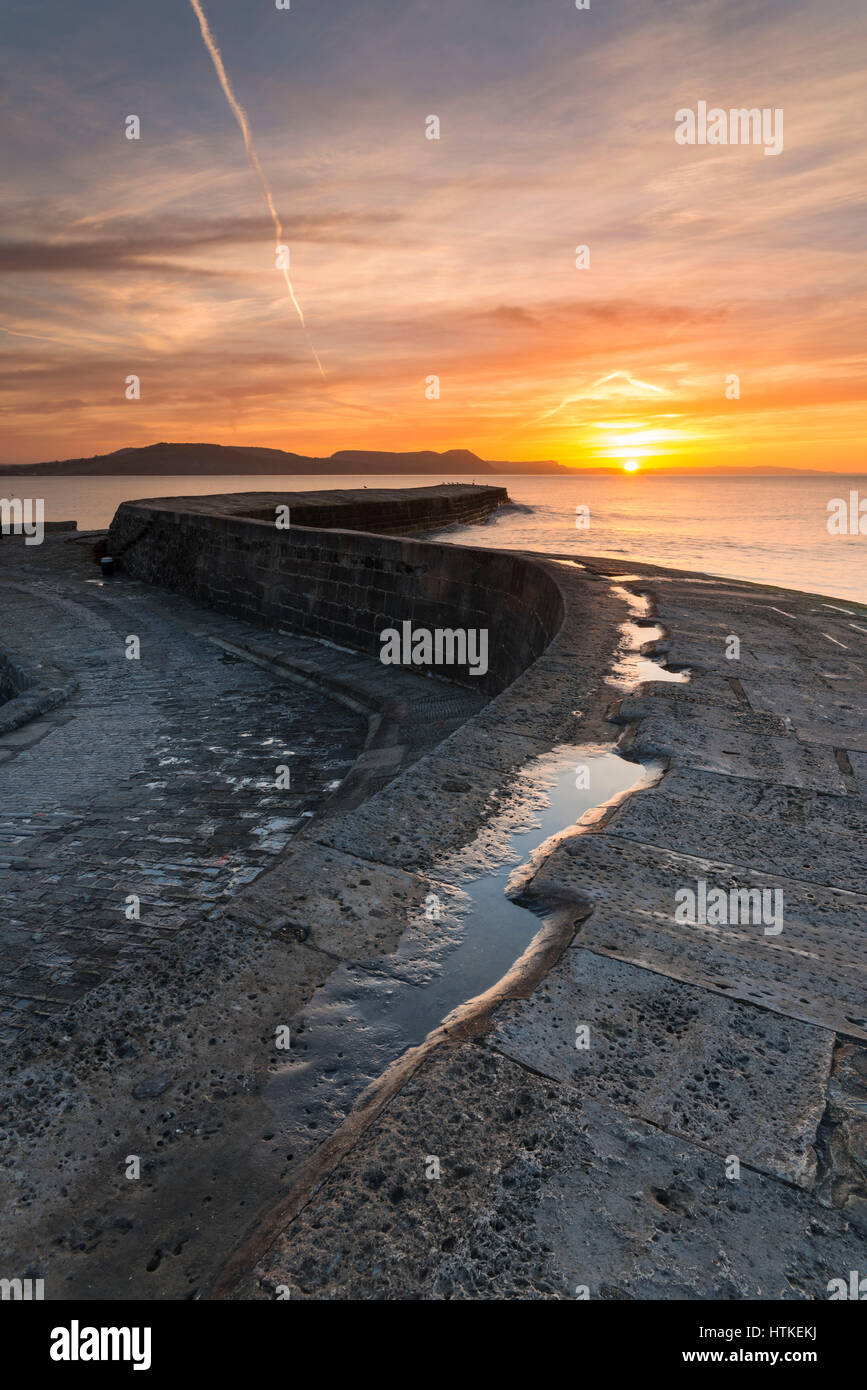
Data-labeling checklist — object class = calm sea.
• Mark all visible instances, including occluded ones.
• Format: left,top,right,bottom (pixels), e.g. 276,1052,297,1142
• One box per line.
15,471,867,604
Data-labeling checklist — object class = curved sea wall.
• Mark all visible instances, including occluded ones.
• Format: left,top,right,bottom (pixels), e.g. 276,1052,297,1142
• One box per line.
226,484,510,535
106,486,563,696
0,638,31,703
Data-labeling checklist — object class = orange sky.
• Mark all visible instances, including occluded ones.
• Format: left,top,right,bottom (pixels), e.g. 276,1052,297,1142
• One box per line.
1,0,865,470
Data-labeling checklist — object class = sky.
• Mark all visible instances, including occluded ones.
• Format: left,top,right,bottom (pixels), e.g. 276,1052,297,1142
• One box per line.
1,0,865,469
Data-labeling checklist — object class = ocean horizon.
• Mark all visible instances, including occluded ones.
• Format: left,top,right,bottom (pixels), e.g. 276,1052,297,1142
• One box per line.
20,470,867,605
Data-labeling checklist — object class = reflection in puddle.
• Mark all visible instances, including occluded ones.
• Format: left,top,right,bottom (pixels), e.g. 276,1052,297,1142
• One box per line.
264,583,684,1169
604,587,689,690
606,621,689,690
265,745,654,1164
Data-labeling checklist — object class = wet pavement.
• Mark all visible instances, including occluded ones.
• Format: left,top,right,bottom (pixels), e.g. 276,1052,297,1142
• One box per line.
229,562,867,1301
3,534,865,1302
0,537,366,1043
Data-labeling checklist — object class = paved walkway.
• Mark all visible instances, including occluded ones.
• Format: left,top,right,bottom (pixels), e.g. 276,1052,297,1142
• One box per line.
2,535,865,1301
0,535,480,1043
231,563,867,1300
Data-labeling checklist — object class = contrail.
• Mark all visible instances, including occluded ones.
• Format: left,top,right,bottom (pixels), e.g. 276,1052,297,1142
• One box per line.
538,370,666,420
0,324,106,347
187,0,324,376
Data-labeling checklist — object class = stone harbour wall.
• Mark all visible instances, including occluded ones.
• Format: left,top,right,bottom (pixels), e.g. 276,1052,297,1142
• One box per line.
241,485,510,534
106,487,564,696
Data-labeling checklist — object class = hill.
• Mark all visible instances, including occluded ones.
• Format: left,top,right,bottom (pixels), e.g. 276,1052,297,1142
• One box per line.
0,442,568,477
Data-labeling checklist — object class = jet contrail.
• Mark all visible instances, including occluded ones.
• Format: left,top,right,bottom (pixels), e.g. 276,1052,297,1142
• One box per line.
0,324,106,347
188,0,324,376
538,370,666,420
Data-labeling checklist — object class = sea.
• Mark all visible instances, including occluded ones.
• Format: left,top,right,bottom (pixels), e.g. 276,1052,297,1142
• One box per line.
15,471,867,605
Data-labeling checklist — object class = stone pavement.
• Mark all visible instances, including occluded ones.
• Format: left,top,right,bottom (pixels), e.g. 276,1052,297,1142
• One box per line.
0,530,494,1299
0,532,627,1300
2,532,865,1301
0,544,362,1043
0,535,481,1043
228,564,867,1300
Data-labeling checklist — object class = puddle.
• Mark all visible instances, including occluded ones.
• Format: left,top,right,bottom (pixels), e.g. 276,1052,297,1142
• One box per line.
603,586,689,690
607,621,689,689
265,746,652,1162
264,586,680,1166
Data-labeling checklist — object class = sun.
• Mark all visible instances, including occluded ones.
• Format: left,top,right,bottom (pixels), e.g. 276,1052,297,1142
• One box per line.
622,459,640,472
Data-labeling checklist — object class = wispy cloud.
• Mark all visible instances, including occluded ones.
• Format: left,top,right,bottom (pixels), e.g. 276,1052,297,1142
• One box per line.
0,0,864,467
0,212,397,275
539,372,668,421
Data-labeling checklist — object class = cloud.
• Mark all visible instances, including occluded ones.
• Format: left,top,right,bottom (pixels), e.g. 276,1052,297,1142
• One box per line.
0,211,400,275
539,371,669,421
1,0,864,466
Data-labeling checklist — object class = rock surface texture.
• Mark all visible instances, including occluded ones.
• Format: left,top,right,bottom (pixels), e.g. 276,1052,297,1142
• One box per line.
0,497,864,1301
226,559,867,1301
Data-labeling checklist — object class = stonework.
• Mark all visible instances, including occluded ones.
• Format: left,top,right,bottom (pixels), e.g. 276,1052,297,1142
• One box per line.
1,492,865,1303
106,486,556,696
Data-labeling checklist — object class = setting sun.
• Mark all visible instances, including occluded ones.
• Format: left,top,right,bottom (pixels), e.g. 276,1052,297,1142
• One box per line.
623,460,640,473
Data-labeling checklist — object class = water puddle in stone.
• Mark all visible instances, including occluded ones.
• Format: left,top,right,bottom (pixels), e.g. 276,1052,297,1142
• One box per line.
264,589,684,1167
607,621,689,689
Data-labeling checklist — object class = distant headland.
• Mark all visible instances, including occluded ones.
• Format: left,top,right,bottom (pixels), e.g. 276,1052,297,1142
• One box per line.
0,442,568,478
0,443,852,478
